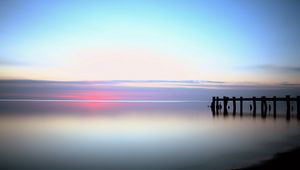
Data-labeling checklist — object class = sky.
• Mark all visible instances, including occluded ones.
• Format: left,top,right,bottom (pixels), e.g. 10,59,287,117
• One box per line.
1,0,300,84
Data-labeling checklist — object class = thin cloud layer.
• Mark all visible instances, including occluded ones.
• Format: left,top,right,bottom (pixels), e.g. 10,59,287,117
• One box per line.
0,80,299,101
252,65,300,73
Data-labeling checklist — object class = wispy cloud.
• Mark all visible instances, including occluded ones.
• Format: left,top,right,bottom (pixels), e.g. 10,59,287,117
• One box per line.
247,64,300,73
0,57,29,66
0,58,13,65
280,82,300,86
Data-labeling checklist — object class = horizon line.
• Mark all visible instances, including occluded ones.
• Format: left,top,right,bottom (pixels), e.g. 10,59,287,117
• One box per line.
0,78,299,86
0,99,208,103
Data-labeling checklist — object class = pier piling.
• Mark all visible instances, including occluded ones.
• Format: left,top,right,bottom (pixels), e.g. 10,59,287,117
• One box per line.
216,97,219,115
253,97,256,117
273,96,277,118
261,96,267,118
211,95,298,120
286,95,291,120
223,96,228,116
240,97,243,116
233,97,236,116
211,97,216,115
297,96,300,119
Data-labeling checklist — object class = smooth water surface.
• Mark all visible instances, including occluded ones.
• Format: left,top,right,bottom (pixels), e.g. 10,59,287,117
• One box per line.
0,101,300,170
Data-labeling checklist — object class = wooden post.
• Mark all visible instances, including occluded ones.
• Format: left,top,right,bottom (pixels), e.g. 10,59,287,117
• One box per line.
233,97,236,116
297,96,300,120
253,96,256,117
211,97,216,115
216,97,219,115
261,96,267,118
223,96,228,116
240,96,243,116
264,97,268,117
286,95,291,120
273,96,277,118
261,96,264,117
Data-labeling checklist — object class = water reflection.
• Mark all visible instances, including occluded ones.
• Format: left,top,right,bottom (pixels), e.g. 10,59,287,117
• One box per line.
0,100,206,116
0,101,300,170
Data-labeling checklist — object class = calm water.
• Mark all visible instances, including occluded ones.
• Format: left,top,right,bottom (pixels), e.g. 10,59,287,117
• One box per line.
0,100,300,170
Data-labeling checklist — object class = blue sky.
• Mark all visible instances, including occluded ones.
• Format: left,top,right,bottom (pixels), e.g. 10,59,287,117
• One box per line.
1,0,300,84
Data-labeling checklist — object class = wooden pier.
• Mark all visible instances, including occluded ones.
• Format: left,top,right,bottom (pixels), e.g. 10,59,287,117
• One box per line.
211,95,300,120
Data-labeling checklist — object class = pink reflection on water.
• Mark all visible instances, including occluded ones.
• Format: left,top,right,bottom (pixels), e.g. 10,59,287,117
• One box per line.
58,101,122,115
60,90,120,100
0,89,162,100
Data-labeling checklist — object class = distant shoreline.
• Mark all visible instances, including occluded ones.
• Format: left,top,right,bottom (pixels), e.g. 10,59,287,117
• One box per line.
234,146,300,170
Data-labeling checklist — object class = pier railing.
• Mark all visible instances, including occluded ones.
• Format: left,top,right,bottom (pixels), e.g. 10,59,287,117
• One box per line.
211,95,300,120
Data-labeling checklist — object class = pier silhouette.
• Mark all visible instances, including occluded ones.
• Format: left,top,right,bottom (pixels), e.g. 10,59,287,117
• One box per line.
211,95,300,120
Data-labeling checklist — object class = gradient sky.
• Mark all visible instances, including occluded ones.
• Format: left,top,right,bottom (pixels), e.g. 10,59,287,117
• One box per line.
1,0,300,84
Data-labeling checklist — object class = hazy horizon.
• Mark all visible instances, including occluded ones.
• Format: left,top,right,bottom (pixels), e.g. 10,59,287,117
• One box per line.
1,79,299,102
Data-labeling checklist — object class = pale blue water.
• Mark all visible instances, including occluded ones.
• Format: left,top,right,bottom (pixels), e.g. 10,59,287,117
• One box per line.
0,100,300,170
